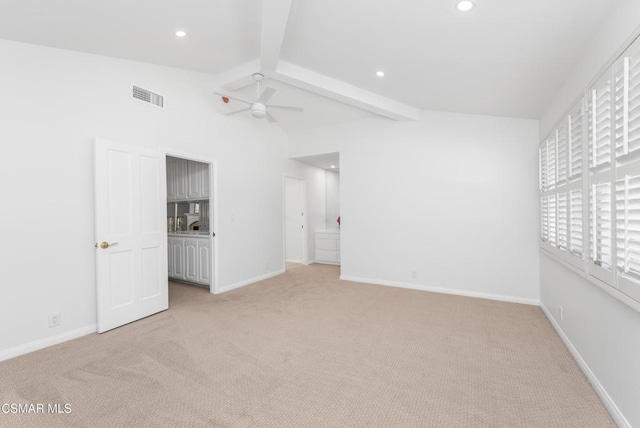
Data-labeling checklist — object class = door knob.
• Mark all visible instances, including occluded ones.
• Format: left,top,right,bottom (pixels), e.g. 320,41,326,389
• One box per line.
100,242,119,249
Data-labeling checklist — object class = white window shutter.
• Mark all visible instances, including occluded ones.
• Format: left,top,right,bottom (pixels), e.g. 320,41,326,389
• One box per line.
615,174,640,276
629,49,640,155
589,74,612,170
591,182,613,269
541,196,549,242
547,136,557,189
569,103,584,181
615,41,640,160
539,144,548,191
548,195,557,247
614,56,629,158
557,125,568,184
569,189,583,256
557,192,568,249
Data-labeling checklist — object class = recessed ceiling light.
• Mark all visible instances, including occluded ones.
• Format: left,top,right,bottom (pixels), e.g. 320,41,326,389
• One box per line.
456,0,474,11
330,165,336,169
376,70,385,77
175,30,187,37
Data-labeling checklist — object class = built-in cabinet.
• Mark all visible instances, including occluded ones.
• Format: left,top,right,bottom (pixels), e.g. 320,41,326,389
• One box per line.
168,234,210,286
167,157,209,201
315,231,340,265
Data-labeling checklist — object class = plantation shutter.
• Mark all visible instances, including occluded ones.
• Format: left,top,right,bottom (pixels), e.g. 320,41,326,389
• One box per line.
548,195,557,247
615,39,640,159
589,74,612,169
591,183,613,269
615,174,640,276
539,144,548,191
547,135,557,189
629,47,640,155
613,39,640,302
614,56,628,158
589,72,613,279
557,192,568,249
569,189,583,256
569,103,584,181
541,196,549,241
557,124,568,185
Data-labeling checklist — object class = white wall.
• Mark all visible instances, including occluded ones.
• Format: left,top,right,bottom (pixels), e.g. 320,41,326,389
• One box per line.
0,39,292,358
540,254,640,427
325,170,340,230
538,2,640,426
289,113,540,303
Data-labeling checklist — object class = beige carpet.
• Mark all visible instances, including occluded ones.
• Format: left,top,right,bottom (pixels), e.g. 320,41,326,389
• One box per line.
0,264,614,427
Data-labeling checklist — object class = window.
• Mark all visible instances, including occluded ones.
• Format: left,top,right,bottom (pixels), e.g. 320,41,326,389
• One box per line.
539,101,584,268
539,35,640,306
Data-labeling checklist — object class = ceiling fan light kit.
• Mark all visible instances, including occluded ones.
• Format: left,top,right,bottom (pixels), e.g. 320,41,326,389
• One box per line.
214,72,304,123
251,103,267,119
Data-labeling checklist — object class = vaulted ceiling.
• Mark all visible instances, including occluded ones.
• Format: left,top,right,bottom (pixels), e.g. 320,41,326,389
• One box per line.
0,0,624,131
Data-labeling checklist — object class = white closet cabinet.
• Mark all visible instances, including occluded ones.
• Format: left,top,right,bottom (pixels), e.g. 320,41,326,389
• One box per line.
168,235,210,286
315,231,340,265
187,161,210,200
170,237,186,279
167,157,209,201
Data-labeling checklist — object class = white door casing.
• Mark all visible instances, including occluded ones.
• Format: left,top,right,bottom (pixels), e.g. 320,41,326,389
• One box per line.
94,138,168,333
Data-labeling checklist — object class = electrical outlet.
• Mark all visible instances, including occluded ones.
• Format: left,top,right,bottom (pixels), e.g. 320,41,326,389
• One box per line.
265,262,270,271
559,306,564,321
410,270,417,280
48,312,61,328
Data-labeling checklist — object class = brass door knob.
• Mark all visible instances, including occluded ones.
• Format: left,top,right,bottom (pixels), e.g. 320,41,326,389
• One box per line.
100,242,118,249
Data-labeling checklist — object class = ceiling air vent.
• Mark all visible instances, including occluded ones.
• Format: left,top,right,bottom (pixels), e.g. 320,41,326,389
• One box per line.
132,85,164,108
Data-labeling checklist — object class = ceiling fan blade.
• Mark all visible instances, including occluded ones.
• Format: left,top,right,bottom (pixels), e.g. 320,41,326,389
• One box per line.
213,92,252,105
268,105,304,112
266,111,277,123
257,87,276,104
225,107,251,116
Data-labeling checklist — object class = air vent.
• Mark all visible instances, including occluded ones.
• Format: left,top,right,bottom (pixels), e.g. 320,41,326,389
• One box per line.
132,85,163,108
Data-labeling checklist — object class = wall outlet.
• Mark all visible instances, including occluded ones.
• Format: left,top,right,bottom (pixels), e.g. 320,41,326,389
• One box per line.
559,305,564,321
48,312,61,328
410,270,417,280
265,262,270,271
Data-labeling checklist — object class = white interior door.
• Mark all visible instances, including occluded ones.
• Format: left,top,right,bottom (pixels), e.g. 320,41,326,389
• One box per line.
285,177,305,263
94,138,168,333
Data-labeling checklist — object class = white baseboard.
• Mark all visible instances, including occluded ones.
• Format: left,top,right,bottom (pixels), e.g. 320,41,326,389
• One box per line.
339,275,540,306
0,324,97,363
540,304,630,428
216,269,286,294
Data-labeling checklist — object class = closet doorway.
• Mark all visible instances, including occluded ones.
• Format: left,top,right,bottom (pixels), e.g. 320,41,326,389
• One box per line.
165,154,217,294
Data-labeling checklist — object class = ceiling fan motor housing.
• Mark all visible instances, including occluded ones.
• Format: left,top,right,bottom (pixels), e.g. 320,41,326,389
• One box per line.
251,103,267,119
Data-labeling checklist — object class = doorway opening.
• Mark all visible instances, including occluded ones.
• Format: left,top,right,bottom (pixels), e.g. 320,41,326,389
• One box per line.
166,155,216,293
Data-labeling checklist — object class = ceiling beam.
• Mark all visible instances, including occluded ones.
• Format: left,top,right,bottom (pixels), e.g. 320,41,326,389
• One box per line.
274,61,422,121
260,0,294,75
214,0,293,90
214,59,261,91
214,1,420,121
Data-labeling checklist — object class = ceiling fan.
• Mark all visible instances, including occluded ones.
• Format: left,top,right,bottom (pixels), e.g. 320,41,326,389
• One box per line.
214,73,304,123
